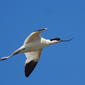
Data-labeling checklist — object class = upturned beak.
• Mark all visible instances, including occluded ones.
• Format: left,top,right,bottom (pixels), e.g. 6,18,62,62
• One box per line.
60,38,73,42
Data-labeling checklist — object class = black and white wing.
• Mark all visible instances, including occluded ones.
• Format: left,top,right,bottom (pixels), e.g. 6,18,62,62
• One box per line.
24,28,47,44
24,49,42,77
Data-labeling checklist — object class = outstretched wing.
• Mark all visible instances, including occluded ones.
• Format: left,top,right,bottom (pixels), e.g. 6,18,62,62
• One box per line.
24,49,42,77
24,28,47,44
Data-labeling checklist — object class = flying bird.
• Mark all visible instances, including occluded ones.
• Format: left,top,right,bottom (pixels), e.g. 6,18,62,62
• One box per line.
0,28,71,77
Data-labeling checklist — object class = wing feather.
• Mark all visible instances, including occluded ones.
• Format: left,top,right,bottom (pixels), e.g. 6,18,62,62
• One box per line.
24,28,47,44
24,32,40,44
25,61,37,77
24,49,42,77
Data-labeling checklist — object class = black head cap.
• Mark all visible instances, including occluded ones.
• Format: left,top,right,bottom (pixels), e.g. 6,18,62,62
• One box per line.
50,38,61,41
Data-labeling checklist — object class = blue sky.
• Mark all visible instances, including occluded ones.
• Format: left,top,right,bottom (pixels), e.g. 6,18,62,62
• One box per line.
0,0,85,85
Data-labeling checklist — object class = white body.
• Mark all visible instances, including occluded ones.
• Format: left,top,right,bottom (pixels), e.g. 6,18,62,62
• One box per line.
22,37,58,52
0,28,70,77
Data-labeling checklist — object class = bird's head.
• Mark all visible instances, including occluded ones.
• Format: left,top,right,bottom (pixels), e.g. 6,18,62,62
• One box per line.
50,37,72,43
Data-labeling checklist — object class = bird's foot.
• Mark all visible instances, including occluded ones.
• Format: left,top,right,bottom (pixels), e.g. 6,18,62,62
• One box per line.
0,56,9,61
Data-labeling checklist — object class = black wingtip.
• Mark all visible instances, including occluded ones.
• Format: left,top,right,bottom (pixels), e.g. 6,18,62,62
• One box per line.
25,61,37,77
36,28,47,32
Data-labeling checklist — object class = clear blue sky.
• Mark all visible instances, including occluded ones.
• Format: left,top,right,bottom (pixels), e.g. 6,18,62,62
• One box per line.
0,0,84,85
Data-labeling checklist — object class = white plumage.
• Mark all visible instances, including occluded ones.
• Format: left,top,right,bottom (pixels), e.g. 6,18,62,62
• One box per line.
0,28,71,77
